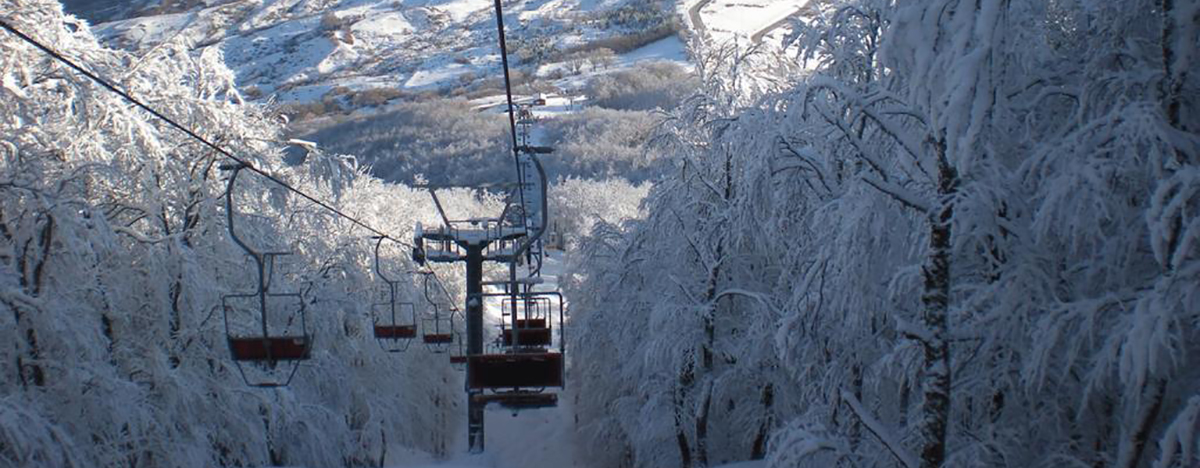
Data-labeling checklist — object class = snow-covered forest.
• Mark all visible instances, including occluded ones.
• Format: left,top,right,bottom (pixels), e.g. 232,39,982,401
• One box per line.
2,0,1199,467
566,1,1200,467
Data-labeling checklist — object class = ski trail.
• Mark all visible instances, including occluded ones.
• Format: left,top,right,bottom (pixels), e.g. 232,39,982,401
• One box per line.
749,0,824,44
685,0,714,39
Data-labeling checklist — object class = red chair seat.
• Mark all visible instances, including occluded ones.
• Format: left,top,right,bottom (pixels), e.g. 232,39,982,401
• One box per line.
515,318,546,329
467,353,563,389
423,333,454,344
229,337,311,361
501,327,552,346
375,325,417,339
473,392,558,409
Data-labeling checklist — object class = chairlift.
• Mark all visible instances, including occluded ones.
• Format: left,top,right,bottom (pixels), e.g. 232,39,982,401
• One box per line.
420,272,455,353
465,155,563,394
219,163,311,388
449,310,467,369
500,295,552,347
468,291,565,393
370,236,417,352
421,306,455,353
450,351,468,367
516,105,537,127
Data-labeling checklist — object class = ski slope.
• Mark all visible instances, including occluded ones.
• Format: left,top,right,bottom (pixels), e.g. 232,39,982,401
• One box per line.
389,397,579,468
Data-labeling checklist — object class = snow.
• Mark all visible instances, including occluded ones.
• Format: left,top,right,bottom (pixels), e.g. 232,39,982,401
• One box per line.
405,62,472,88
618,35,689,66
694,0,812,46
351,12,414,36
93,11,193,47
433,0,492,23
425,400,578,468
88,0,704,117
714,461,767,468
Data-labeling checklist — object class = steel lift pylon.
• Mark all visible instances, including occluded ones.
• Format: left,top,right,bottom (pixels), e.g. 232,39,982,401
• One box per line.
412,148,554,453
414,219,526,452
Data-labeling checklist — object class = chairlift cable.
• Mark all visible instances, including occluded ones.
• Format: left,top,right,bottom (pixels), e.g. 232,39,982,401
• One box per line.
490,0,532,230
490,0,521,165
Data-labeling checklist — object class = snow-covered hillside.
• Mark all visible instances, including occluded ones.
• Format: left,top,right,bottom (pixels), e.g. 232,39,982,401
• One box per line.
82,0,686,108
683,0,813,45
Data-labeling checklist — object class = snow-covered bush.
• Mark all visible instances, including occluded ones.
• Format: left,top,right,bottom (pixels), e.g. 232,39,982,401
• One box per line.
548,177,651,249
585,61,696,111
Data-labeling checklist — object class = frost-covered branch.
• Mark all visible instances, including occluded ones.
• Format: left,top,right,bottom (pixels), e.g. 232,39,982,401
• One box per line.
841,390,918,468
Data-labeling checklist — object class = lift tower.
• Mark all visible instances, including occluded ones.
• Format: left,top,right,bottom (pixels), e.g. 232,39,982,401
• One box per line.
412,147,557,453
415,219,526,451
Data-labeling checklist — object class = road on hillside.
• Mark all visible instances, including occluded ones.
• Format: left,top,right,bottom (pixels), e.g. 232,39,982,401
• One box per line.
687,0,715,39
749,6,801,44
749,0,824,44
690,0,823,45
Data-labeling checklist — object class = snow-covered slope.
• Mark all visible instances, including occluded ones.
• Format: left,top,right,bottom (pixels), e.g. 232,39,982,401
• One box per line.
83,0,686,107
58,0,164,24
682,0,814,45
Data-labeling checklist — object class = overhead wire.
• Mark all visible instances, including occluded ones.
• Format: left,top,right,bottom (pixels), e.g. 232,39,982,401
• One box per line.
490,0,521,165
489,0,531,229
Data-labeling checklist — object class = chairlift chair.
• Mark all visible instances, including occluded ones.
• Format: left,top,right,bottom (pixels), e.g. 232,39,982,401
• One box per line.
500,295,552,348
419,272,455,353
467,352,563,389
219,163,311,388
421,304,455,353
473,391,559,412
372,298,417,351
450,351,468,367
468,290,566,394
370,237,418,352
449,310,468,369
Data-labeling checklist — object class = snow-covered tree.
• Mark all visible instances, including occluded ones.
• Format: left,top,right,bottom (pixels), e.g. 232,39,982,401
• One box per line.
569,1,1199,467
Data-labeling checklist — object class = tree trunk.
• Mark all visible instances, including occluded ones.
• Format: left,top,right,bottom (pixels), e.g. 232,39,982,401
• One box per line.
749,382,774,460
695,380,713,467
12,214,54,387
849,362,863,452
676,358,695,468
917,140,956,468
1091,393,1116,468
693,151,730,467
378,428,387,468
1160,0,1187,132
